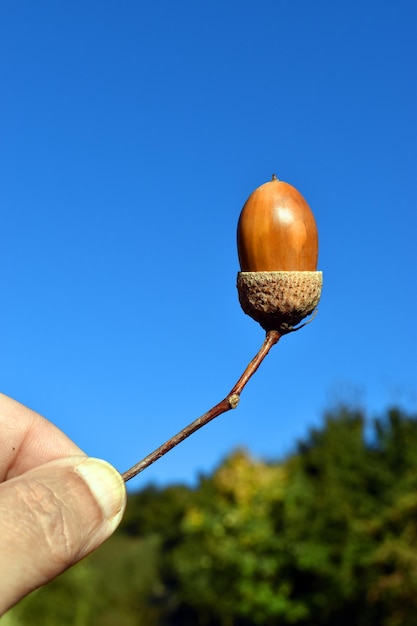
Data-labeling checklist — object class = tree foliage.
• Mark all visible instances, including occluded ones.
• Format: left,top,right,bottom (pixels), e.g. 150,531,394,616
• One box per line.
8,406,417,625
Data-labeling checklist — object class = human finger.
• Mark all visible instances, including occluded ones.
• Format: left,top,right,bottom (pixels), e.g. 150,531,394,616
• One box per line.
0,393,84,481
0,455,126,615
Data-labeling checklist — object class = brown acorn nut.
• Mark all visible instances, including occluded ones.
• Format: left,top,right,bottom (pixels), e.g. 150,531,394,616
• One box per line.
237,175,322,331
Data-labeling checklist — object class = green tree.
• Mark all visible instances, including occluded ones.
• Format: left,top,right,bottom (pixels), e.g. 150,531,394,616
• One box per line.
168,449,304,625
284,406,417,626
166,406,417,626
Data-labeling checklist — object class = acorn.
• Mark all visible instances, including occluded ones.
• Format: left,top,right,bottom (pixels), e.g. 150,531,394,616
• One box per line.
237,175,322,332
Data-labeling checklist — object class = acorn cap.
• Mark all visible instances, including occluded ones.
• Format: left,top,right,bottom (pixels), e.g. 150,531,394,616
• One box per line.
237,271,322,332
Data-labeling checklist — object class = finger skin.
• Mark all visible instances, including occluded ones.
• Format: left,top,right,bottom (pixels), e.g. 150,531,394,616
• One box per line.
0,395,127,615
0,392,84,480
0,456,126,614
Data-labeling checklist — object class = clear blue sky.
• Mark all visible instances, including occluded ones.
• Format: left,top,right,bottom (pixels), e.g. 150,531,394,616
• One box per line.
1,1,416,489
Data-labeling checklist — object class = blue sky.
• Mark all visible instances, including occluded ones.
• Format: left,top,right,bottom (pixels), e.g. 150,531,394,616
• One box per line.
1,1,416,489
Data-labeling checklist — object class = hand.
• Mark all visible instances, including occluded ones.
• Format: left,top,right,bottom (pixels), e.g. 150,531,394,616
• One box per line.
0,393,127,615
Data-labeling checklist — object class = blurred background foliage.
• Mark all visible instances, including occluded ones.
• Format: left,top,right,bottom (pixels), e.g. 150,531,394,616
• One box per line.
7,405,417,625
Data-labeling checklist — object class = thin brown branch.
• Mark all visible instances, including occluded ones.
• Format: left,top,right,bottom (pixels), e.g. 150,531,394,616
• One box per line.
121,329,281,482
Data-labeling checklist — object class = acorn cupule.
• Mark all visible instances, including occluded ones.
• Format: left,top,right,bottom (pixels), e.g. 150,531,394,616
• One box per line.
237,270,322,332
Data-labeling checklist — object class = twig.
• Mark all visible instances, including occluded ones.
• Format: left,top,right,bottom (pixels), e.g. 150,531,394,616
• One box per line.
121,329,281,482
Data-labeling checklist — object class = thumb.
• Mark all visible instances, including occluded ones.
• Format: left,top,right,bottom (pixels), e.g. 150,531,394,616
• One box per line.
0,456,126,614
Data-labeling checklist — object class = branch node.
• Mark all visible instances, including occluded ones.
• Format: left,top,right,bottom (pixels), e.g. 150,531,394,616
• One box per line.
228,393,240,409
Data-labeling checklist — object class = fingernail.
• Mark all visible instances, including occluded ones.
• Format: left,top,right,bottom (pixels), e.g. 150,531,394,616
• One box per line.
75,458,126,529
